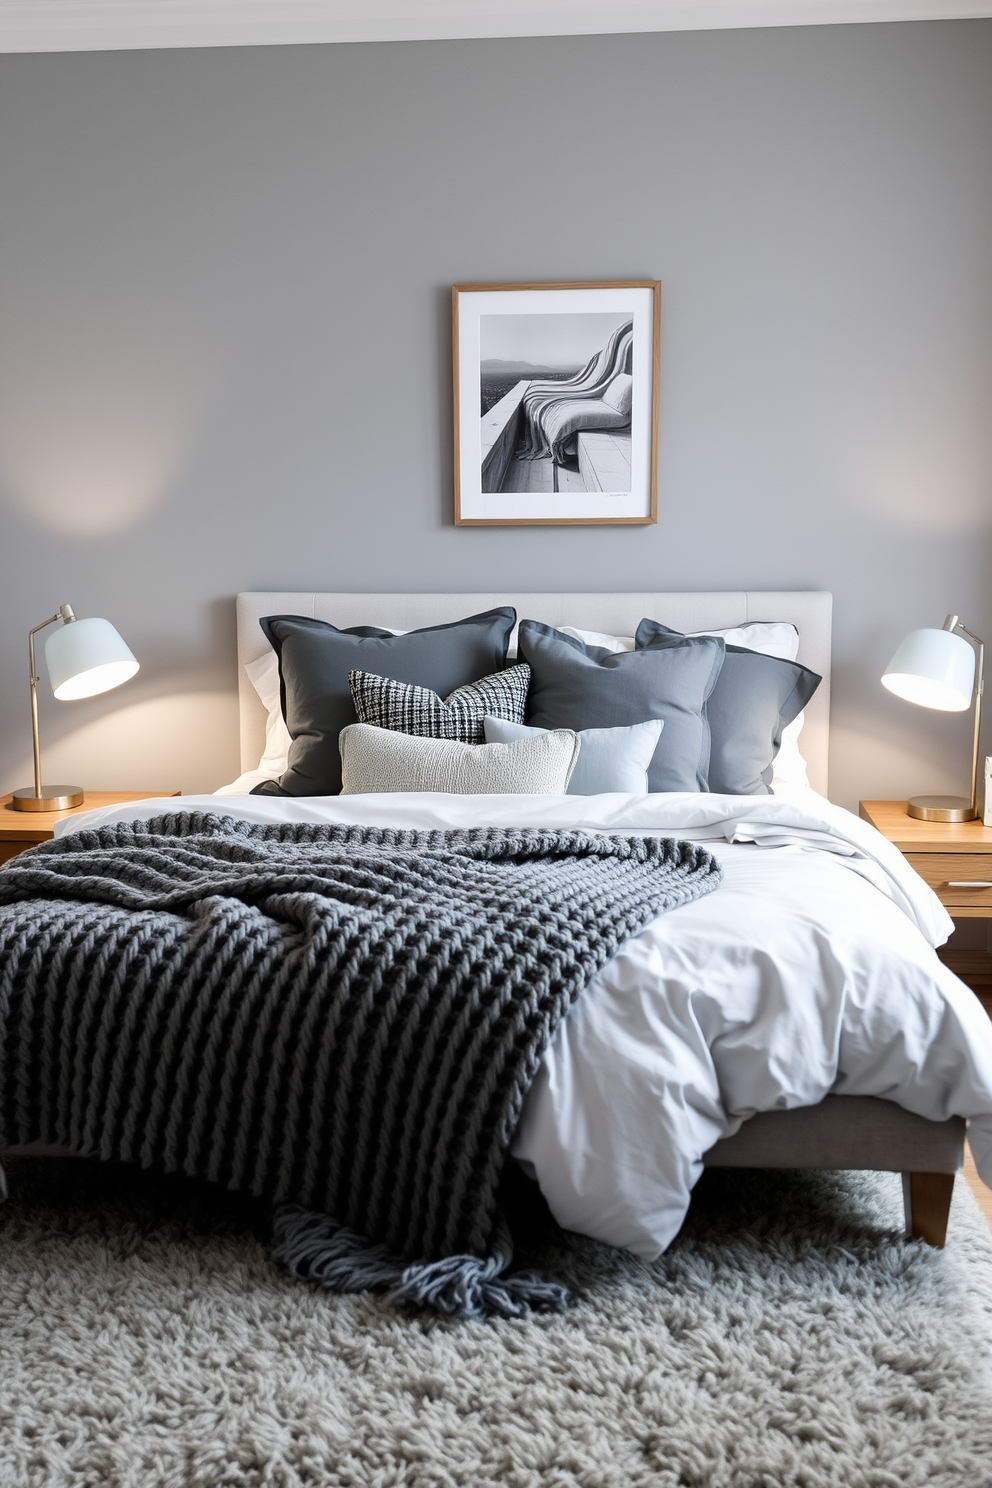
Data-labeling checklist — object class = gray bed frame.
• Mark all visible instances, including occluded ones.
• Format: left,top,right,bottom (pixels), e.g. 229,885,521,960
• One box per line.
0,591,964,1247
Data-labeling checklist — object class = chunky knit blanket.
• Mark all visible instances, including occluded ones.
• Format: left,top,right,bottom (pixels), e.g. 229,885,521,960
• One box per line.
0,813,721,1316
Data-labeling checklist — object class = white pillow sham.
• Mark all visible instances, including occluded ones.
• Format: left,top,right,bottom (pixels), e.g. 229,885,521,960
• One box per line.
339,722,580,795
247,649,293,773
559,620,799,661
558,621,809,791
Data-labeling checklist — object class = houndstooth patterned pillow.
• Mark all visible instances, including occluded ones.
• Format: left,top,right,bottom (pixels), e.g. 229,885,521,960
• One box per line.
348,664,530,744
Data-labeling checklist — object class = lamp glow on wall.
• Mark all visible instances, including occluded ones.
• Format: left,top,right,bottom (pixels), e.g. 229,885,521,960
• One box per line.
12,604,139,812
881,614,985,822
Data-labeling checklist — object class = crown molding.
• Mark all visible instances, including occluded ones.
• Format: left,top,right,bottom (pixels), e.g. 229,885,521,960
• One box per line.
0,0,988,53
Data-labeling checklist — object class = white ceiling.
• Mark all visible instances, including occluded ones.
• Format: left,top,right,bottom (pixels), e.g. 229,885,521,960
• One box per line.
0,0,988,53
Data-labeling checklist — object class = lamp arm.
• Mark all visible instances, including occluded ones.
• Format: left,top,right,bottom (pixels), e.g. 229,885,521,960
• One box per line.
969,636,984,814
951,621,984,814
26,612,65,799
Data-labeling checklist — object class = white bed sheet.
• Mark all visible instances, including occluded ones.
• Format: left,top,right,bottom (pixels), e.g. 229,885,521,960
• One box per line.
55,789,992,1257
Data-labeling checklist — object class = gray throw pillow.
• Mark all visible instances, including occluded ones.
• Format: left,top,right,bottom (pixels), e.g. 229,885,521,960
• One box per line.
516,620,724,793
349,665,530,743
253,608,516,796
634,619,821,795
483,716,663,795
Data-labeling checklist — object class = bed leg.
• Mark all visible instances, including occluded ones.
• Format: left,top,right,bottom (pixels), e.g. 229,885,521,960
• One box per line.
902,1171,954,1247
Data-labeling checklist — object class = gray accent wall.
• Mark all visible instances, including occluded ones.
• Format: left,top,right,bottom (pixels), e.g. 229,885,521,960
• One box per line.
0,21,990,810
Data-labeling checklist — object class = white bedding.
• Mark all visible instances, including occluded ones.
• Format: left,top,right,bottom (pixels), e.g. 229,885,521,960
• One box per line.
55,789,992,1256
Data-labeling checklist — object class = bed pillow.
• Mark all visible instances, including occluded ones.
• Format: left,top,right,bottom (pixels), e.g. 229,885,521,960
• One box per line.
246,649,292,772
349,665,530,744
558,620,800,660
635,620,820,796
558,626,634,653
339,723,579,796
231,629,411,791
483,716,663,795
253,608,517,797
601,372,633,415
772,714,811,791
542,621,811,792
517,620,724,793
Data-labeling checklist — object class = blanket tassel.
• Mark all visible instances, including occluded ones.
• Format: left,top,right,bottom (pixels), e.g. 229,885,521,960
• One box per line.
272,1204,571,1320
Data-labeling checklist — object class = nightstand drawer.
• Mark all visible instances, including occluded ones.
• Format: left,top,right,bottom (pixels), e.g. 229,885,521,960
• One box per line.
904,853,992,908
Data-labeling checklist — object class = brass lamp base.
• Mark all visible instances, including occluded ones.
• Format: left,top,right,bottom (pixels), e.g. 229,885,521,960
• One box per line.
907,794,978,823
11,785,84,812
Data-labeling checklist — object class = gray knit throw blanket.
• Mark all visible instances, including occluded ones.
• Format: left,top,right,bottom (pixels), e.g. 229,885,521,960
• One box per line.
0,813,721,1317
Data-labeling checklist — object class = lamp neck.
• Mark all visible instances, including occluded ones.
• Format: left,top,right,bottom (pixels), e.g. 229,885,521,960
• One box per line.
971,637,985,812
941,616,985,812
25,605,73,799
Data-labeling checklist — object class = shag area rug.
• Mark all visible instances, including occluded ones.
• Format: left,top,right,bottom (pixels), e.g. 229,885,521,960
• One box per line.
3,1158,992,1488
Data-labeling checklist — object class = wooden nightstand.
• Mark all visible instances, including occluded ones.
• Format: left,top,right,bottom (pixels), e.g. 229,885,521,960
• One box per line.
0,790,180,866
859,800,992,996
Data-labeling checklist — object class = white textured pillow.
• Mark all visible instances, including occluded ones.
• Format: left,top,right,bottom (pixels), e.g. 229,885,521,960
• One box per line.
339,723,579,795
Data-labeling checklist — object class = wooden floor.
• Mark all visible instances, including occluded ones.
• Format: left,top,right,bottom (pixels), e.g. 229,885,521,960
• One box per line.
939,951,992,1231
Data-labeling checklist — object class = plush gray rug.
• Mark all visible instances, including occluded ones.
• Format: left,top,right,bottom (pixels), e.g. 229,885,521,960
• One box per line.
3,1158,992,1488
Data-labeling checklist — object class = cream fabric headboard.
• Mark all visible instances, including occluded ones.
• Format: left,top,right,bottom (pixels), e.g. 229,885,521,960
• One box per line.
235,591,833,796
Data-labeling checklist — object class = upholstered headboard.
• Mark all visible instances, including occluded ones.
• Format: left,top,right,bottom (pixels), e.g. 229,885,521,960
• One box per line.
235,592,833,795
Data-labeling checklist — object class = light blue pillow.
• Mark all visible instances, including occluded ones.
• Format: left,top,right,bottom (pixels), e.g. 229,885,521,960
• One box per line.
483,716,663,795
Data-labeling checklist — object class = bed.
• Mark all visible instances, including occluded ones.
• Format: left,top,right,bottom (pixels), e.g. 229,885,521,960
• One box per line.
3,589,991,1315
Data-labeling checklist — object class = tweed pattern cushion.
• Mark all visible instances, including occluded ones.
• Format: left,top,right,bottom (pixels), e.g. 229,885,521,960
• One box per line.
339,722,579,795
349,664,530,744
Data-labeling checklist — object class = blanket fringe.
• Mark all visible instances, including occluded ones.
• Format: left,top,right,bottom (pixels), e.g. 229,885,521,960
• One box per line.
272,1204,571,1320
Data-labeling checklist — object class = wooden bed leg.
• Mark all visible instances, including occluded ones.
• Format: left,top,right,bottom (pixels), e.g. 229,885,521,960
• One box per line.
902,1171,955,1247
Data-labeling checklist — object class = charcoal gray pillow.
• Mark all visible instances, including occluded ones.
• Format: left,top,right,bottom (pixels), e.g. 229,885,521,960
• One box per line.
349,665,530,743
635,619,821,796
516,620,724,793
254,607,516,796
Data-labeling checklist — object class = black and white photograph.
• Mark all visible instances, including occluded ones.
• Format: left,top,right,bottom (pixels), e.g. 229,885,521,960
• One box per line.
453,282,660,525
480,311,634,496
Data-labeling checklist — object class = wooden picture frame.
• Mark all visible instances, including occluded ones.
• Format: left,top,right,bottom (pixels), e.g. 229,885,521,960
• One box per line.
453,279,661,527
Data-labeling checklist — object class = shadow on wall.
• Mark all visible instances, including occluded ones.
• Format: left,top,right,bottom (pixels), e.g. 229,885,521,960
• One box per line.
0,328,219,539
4,692,240,798
829,719,982,815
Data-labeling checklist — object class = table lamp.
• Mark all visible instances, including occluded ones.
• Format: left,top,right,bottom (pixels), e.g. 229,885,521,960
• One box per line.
881,614,984,822
12,603,139,812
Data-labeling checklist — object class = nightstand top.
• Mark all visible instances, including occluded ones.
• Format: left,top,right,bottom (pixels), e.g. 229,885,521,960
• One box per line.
859,800,992,853
0,790,180,842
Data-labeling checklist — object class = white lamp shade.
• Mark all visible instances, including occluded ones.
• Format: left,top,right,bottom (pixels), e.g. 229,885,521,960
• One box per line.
45,616,139,700
881,627,975,712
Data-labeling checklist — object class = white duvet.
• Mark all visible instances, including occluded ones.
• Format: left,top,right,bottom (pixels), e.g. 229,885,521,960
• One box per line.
56,789,992,1256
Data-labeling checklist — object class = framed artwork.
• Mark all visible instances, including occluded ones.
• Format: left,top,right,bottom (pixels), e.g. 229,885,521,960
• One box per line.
452,279,661,526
